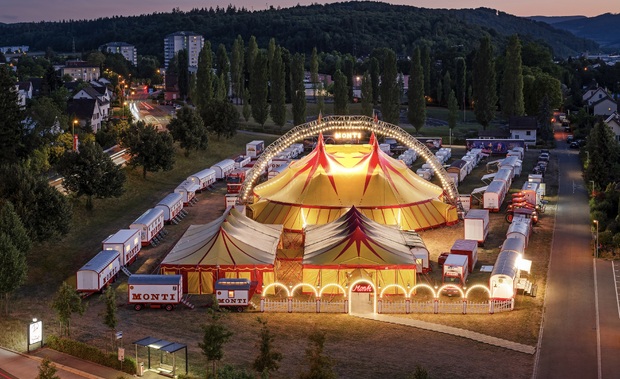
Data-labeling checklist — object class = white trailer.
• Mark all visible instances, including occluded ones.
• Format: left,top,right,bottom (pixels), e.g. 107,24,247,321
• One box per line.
490,249,520,300
416,168,432,180
246,140,265,158
128,274,184,311
187,168,216,191
290,143,305,156
77,250,121,294
483,180,506,212
211,159,235,179
155,192,184,223
215,278,258,311
234,155,251,169
464,209,489,244
448,159,468,183
447,172,459,187
175,180,200,205
268,164,288,180
500,156,522,176
102,229,141,266
130,208,165,246
494,167,513,189
506,216,532,248
521,181,542,205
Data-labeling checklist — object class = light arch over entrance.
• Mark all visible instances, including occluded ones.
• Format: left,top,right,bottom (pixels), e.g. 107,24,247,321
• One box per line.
239,115,459,206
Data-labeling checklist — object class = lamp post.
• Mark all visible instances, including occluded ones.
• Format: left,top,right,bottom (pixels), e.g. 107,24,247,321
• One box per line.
123,101,128,119
590,180,595,196
72,119,78,151
593,220,599,258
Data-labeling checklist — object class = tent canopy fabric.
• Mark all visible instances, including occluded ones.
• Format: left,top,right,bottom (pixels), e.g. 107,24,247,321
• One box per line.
161,207,282,269
251,133,457,232
303,207,426,268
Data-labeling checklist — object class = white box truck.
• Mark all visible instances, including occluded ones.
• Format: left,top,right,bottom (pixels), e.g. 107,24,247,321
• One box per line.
464,209,489,244
128,274,184,311
442,254,469,296
246,140,265,158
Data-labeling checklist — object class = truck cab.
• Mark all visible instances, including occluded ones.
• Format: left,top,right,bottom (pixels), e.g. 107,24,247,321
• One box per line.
441,254,469,296
226,168,249,194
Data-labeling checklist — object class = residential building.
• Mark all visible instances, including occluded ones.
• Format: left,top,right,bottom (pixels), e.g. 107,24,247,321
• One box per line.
0,45,28,54
16,81,33,109
583,87,610,105
61,60,101,81
67,98,104,133
604,112,620,142
100,42,137,66
509,116,538,145
73,85,111,119
163,31,204,69
592,97,618,117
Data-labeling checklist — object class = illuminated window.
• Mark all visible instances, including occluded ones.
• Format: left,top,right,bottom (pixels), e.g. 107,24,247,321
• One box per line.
228,290,234,298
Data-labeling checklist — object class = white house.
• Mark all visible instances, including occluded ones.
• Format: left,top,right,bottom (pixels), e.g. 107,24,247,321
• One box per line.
509,116,537,146
73,86,111,119
592,97,618,117
67,98,104,133
604,112,620,142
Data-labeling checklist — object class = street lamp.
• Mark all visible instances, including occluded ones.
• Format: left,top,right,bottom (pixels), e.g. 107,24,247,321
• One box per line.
593,220,599,258
72,119,78,151
590,180,595,196
123,101,128,119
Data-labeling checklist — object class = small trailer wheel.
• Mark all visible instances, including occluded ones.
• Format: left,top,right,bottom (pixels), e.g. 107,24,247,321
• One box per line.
134,304,143,311
236,306,244,313
165,304,174,311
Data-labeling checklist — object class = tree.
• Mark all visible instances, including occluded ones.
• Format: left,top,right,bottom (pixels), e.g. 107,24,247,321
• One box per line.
537,95,553,142
408,364,430,379
500,35,525,119
250,51,269,127
317,82,325,115
199,311,233,378
216,43,230,99
291,53,306,125
168,106,208,156
310,47,319,100
253,317,282,377
36,358,60,379
121,122,175,178
343,56,355,102
0,164,72,242
333,70,349,115
361,71,373,117
586,122,620,188
472,35,498,129
421,45,431,97
102,286,118,350
298,329,336,379
436,78,443,106
0,65,24,165
0,232,27,315
0,200,32,256
267,38,276,72
442,71,452,107
57,142,125,209
242,88,251,122
246,36,258,85
448,89,458,143
195,41,214,111
203,100,239,140
51,281,86,337
231,35,245,104
408,48,426,133
523,69,562,117
370,57,380,106
177,49,189,100
455,57,467,114
216,73,227,101
270,46,287,129
380,49,401,125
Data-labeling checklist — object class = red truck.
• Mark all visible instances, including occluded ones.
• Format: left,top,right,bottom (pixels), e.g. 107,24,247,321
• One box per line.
226,167,250,194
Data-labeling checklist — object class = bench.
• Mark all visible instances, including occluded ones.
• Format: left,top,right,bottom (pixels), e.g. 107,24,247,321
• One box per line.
158,363,174,377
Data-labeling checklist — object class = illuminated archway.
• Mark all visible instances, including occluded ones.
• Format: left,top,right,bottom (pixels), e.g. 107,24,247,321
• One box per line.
437,284,466,298
379,284,409,298
465,284,491,299
261,282,291,298
319,283,347,297
408,283,437,298
239,115,459,206
348,279,377,314
290,283,319,297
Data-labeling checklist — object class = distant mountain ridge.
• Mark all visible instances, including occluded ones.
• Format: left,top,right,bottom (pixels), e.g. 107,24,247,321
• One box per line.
552,13,620,49
528,15,587,24
0,1,598,58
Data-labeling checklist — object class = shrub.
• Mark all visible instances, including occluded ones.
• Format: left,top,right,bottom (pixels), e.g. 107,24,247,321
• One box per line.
45,335,136,374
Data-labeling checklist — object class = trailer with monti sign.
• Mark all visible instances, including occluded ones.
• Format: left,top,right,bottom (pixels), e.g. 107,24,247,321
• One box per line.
128,275,183,311
215,278,258,312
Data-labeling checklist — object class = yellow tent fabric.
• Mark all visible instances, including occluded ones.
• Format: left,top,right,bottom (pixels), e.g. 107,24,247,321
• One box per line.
251,135,457,231
160,207,283,294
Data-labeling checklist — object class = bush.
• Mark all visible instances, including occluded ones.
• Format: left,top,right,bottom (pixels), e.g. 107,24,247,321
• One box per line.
45,335,136,374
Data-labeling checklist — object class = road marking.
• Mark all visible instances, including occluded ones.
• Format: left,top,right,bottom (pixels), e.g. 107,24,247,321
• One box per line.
614,261,620,319
594,259,602,379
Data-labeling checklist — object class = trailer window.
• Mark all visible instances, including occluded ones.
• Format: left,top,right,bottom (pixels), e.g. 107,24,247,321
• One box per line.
228,290,235,298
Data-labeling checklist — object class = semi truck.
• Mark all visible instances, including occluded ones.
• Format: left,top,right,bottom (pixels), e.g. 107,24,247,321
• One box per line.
226,167,250,194
128,274,184,311
442,254,469,296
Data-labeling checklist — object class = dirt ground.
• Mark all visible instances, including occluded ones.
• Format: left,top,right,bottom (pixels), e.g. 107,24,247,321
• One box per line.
3,147,555,379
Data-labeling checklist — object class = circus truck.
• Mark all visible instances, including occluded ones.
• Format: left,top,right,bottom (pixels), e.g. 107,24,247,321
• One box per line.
214,278,258,312
441,254,469,297
246,140,265,158
226,167,251,194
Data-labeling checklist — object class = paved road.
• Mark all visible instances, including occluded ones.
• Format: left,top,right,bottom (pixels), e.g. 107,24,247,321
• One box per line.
534,136,620,378
0,348,85,379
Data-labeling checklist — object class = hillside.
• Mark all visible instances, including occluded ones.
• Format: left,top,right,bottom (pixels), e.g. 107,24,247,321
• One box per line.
552,13,620,49
528,15,587,25
0,1,597,59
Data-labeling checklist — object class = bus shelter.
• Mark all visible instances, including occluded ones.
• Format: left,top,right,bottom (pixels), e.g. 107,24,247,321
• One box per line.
133,336,188,377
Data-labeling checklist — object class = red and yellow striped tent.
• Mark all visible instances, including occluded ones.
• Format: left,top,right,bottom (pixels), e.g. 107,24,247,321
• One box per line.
251,133,457,232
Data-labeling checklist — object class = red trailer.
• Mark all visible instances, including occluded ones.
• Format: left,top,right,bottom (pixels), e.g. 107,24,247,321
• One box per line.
449,239,478,272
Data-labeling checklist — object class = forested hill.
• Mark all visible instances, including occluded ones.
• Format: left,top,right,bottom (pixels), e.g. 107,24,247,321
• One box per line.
0,1,597,58
551,13,620,49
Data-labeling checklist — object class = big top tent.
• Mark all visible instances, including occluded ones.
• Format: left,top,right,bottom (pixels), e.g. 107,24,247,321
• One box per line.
250,133,457,232
160,208,282,294
302,207,429,294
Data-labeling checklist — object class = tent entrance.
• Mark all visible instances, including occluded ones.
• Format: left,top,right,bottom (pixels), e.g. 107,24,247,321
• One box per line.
347,276,376,315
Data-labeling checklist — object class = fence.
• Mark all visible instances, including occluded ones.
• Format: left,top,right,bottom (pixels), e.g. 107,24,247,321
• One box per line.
260,297,513,314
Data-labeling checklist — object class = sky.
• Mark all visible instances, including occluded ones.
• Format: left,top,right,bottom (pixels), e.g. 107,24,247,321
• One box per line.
1,0,618,23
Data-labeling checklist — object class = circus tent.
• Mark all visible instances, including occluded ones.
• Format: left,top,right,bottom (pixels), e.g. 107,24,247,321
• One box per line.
160,208,282,294
302,207,428,294
250,133,457,232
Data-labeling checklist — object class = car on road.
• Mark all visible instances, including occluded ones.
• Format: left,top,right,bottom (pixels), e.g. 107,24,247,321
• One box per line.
569,141,580,149
566,135,574,143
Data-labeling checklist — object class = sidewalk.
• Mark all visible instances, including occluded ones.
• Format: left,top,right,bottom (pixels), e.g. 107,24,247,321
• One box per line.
352,312,536,354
